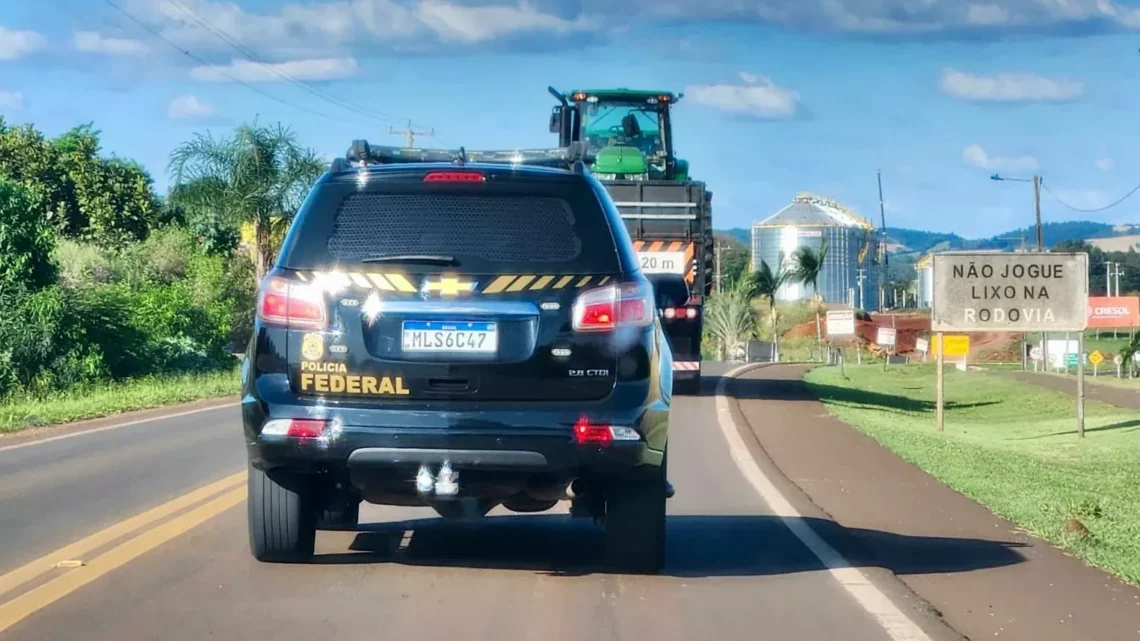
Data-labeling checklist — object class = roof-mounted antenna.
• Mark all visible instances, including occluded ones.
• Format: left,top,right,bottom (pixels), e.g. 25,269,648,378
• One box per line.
453,147,468,166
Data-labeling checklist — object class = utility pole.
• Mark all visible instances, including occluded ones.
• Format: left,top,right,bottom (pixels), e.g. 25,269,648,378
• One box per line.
1113,263,1125,297
388,120,434,149
1033,174,1043,251
856,268,866,311
1106,261,1115,296
714,243,725,293
990,173,1044,252
877,170,889,310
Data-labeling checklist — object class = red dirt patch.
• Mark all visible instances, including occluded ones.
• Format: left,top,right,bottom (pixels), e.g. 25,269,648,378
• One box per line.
783,313,1024,361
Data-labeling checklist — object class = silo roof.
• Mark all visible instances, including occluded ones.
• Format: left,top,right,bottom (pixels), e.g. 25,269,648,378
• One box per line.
753,193,875,230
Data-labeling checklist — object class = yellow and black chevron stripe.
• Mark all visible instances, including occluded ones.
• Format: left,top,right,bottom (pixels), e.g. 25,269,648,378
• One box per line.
293,271,612,296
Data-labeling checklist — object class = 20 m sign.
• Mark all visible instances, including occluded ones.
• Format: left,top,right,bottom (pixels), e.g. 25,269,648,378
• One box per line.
931,252,1089,333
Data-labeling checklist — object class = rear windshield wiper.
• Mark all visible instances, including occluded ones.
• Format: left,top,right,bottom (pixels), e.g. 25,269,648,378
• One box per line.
361,254,459,266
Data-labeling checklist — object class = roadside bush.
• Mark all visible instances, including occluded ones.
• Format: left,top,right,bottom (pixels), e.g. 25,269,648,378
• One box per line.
55,239,121,287
0,178,57,291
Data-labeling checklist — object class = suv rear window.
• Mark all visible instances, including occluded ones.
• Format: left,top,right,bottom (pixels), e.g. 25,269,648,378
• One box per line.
279,178,622,274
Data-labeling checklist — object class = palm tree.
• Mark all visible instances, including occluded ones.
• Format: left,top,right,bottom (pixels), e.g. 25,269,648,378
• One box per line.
752,254,795,362
168,123,325,282
704,276,758,361
792,239,828,359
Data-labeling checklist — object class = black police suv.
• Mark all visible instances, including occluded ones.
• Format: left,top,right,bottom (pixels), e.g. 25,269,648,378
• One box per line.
241,142,688,573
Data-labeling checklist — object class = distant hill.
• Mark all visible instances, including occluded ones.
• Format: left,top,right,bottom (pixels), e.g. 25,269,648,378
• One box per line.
717,221,1137,259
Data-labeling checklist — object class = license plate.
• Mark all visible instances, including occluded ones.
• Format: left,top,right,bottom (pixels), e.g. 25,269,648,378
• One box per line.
401,321,498,353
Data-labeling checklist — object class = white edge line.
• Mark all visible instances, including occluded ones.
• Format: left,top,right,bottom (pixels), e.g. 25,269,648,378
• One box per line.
0,402,241,454
716,364,933,641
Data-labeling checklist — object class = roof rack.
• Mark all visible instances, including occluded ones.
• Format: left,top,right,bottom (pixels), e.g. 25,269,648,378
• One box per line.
335,140,594,174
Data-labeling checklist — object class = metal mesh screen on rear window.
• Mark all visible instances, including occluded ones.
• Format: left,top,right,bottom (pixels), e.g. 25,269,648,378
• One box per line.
327,194,583,263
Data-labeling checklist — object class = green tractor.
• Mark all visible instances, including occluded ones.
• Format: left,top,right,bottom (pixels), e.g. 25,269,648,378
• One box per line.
548,87,714,393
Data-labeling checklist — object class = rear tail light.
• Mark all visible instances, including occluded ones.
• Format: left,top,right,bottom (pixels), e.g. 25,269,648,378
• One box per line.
572,417,640,445
572,282,654,332
257,275,327,329
662,307,698,319
262,419,328,439
423,171,485,183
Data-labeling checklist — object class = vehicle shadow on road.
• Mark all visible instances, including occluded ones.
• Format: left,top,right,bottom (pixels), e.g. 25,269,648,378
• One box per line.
312,514,1026,578
728,376,999,414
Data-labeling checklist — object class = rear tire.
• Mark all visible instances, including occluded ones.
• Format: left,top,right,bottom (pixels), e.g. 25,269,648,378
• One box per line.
604,468,667,574
248,464,317,562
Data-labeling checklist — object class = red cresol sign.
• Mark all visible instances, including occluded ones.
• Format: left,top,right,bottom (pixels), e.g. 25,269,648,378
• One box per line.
1086,296,1140,327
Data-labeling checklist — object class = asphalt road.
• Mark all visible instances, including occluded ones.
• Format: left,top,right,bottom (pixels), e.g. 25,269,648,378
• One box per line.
1,365,962,641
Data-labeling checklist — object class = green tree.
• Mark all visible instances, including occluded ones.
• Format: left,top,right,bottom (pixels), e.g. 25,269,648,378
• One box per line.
751,254,795,362
792,239,828,358
54,124,159,244
0,178,57,291
704,276,757,360
0,117,78,234
168,123,325,282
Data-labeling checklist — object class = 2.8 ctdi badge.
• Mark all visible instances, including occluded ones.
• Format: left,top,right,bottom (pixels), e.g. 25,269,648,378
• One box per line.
301,333,324,361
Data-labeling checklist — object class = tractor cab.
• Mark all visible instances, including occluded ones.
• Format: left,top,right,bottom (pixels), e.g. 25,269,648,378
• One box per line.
548,87,689,182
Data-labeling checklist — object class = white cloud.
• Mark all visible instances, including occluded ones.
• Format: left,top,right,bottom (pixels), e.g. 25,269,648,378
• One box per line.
686,73,800,119
0,91,24,110
963,144,1040,172
1095,157,1114,171
168,95,216,119
189,57,358,83
0,25,45,61
415,1,596,43
940,68,1083,102
72,31,149,56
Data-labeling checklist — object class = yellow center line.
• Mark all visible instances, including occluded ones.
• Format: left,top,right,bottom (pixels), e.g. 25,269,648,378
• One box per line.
0,485,248,635
0,470,246,600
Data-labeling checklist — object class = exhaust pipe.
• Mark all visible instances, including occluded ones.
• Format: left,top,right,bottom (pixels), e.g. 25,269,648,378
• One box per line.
566,478,587,500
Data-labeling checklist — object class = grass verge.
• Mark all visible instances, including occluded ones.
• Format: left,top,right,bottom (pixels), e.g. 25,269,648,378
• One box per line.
803,363,1140,586
0,366,241,434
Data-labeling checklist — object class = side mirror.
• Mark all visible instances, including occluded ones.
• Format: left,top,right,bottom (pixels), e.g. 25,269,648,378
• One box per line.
549,106,562,134
647,273,690,309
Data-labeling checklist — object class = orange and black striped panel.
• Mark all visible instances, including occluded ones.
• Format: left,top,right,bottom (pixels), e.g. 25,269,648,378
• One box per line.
632,240,696,285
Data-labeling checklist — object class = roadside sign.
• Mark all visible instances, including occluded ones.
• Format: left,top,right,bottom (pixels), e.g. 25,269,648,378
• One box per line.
1087,296,1140,328
1089,350,1104,366
876,327,897,346
931,252,1089,332
826,309,855,336
931,334,970,357
1029,346,1042,361
1066,353,1079,367
915,338,929,353
1114,354,1124,366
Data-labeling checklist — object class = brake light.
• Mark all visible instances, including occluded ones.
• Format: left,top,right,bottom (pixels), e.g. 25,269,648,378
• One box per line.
573,417,641,445
261,419,327,439
663,307,698,319
572,282,654,332
424,171,485,183
574,416,612,444
257,276,327,329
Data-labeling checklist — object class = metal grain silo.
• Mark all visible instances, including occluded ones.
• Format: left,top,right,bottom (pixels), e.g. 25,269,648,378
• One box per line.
750,193,881,311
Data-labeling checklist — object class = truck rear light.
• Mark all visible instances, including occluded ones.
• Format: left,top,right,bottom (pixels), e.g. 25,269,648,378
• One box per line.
257,276,328,329
423,171,485,183
662,307,698,320
572,417,640,445
262,419,328,439
572,282,653,332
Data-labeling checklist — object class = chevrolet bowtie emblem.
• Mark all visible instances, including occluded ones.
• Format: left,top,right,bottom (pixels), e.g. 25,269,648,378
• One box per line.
421,276,477,297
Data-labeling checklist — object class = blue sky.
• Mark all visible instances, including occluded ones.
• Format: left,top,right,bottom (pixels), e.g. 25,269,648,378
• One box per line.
3,0,1140,238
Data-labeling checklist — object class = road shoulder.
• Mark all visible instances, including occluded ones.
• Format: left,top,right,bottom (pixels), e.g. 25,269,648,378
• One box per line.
727,364,1140,641
0,397,240,450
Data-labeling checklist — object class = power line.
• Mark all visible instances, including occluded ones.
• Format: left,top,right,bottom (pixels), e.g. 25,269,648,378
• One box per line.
163,0,431,131
1042,180,1140,213
100,0,380,126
